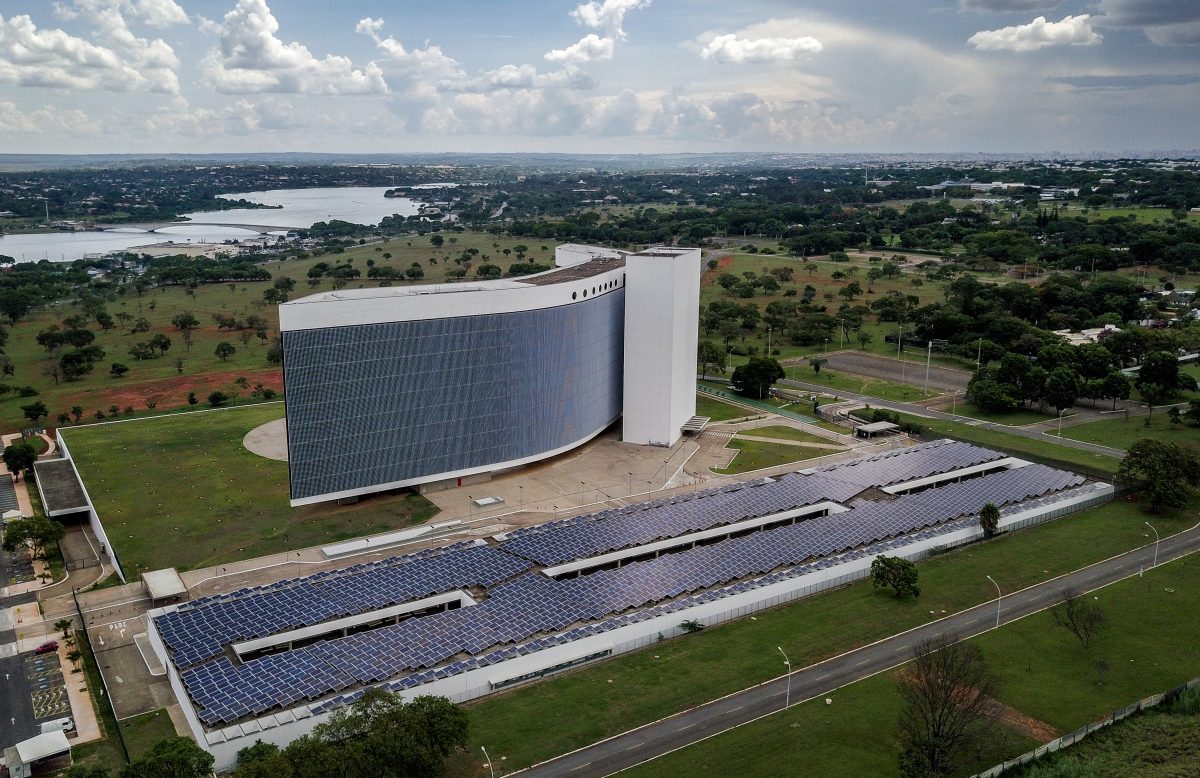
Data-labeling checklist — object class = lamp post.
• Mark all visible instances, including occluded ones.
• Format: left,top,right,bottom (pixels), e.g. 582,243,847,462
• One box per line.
481,746,495,778
986,575,1001,630
1145,521,1160,567
767,326,772,355
1057,407,1068,437
518,485,523,508
951,389,962,416
777,646,792,709
628,472,634,498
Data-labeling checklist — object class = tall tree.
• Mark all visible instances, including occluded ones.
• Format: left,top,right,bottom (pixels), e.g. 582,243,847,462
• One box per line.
730,356,785,400
1117,439,1200,512
1043,365,1079,412
1,516,65,561
897,636,999,778
696,340,725,379
2,442,37,479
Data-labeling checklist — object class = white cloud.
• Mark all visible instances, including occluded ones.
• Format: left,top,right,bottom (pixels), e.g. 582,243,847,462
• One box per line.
443,64,595,93
0,11,180,93
127,0,189,28
546,34,615,64
571,0,650,40
141,96,306,137
0,100,90,133
356,17,465,87
204,0,388,95
700,33,823,64
968,15,1102,51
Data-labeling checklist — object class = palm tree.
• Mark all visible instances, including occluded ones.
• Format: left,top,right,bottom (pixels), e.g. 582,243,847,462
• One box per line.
979,503,1000,538
54,618,73,638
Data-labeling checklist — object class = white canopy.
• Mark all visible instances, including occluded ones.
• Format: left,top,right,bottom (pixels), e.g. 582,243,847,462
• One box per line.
14,730,70,763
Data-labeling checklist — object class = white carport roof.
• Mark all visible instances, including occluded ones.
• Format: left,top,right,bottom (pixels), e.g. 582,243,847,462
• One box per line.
15,730,70,762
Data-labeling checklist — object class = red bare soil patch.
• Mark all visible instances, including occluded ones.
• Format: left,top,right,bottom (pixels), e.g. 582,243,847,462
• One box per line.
59,368,283,414
701,252,733,287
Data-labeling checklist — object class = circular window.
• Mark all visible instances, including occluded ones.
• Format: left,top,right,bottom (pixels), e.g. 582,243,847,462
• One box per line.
572,291,577,300
582,289,587,297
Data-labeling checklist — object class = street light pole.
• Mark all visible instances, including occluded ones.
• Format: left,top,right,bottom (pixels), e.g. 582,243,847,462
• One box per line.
1145,521,1160,567
1057,407,1068,436
481,746,495,778
777,646,791,709
923,340,932,398
986,575,1001,629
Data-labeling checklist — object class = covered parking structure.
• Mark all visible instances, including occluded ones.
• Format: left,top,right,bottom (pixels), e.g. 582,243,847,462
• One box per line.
854,421,901,439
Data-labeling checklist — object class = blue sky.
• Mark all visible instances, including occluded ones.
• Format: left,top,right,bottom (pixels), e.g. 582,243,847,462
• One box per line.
0,0,1197,154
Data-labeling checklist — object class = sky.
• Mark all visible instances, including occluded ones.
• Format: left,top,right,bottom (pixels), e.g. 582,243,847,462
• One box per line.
0,0,1197,155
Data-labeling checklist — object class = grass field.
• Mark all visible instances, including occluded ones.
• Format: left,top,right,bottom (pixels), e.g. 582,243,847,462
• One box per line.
889,411,1122,475
940,401,1059,427
1051,411,1199,451
787,365,935,402
466,496,1194,771
0,231,561,430
713,438,838,474
62,404,438,577
695,392,753,422
623,672,1034,778
120,709,179,760
737,424,833,444
623,549,1200,778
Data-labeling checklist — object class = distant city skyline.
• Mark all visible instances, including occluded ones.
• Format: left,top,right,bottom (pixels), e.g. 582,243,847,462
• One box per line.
0,0,1197,154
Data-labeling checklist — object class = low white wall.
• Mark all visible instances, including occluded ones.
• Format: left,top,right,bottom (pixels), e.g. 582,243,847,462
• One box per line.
163,482,1113,771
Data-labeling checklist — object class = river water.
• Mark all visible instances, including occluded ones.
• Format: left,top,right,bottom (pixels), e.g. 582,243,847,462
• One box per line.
0,186,421,263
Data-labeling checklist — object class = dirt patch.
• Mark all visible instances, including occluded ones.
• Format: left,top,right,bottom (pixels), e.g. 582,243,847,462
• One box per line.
978,697,1062,743
59,368,283,415
700,252,733,286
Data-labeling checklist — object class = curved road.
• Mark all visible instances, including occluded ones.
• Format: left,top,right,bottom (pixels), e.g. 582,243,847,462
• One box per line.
518,522,1200,777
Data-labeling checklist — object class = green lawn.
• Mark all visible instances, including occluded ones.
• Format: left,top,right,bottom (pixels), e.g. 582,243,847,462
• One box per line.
623,549,1200,778
624,673,1034,778
713,438,838,474
736,424,835,445
787,366,935,403
1051,411,1199,451
889,411,1122,476
120,709,178,760
940,401,1059,427
63,404,438,578
695,392,753,423
466,497,1193,771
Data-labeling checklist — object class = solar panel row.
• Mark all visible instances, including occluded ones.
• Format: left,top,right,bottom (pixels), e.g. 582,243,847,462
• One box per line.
177,462,1088,726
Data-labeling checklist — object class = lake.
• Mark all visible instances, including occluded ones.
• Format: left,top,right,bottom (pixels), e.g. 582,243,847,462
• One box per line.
0,186,420,263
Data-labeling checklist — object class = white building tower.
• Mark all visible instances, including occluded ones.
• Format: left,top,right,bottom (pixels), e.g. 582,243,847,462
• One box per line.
621,247,702,446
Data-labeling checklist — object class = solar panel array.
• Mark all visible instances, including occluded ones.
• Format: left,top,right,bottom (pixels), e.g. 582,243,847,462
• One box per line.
156,542,531,669
171,455,1091,727
499,440,1005,565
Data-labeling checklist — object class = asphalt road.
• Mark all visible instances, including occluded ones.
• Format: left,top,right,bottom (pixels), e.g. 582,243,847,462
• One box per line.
0,539,39,750
779,377,1127,460
519,522,1200,777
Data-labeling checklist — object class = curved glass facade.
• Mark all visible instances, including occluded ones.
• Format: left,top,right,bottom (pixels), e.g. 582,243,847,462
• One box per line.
282,289,624,503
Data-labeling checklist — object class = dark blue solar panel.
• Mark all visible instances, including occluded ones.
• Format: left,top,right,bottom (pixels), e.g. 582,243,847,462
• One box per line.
163,446,1094,727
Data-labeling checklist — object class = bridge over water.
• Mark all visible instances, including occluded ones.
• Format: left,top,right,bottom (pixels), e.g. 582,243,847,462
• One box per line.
94,222,296,235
